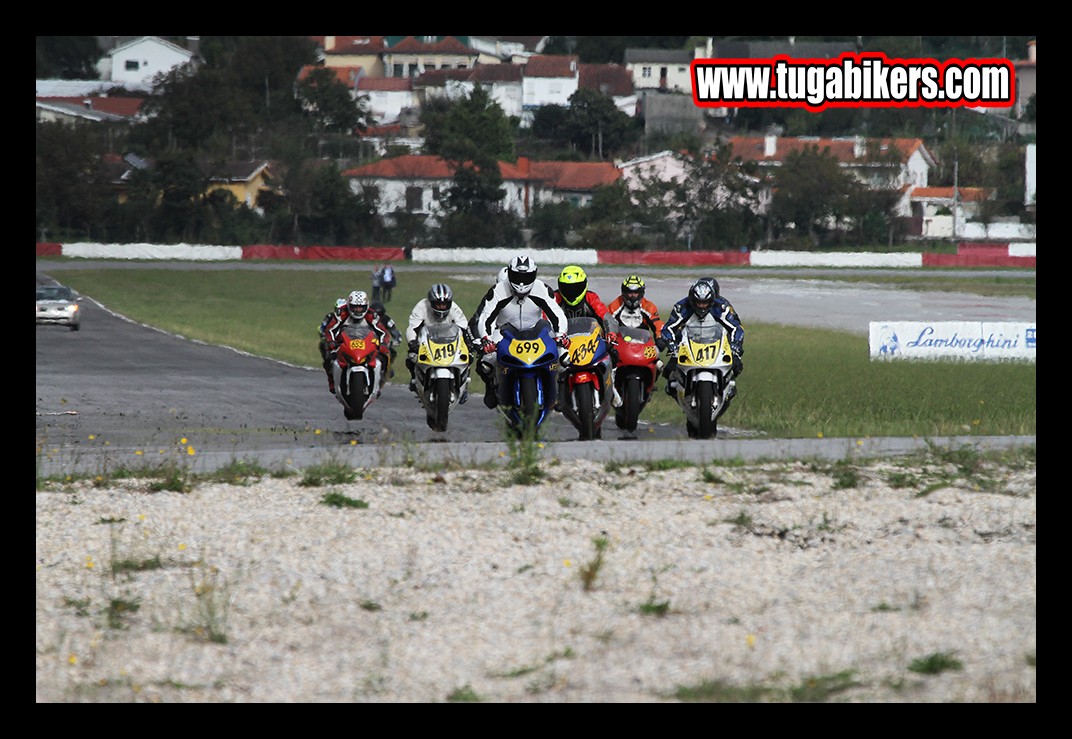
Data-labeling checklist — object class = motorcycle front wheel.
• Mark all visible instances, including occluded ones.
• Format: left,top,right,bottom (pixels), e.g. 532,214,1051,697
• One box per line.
695,381,716,439
573,382,596,440
346,372,368,420
516,376,540,437
617,375,644,433
428,376,452,432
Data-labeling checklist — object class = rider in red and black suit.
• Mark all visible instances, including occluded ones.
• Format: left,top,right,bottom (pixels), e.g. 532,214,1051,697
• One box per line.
323,290,390,393
553,265,621,407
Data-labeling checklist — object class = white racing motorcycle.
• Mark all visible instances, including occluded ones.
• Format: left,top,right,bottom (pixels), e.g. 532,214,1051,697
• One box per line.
667,321,738,439
412,322,472,432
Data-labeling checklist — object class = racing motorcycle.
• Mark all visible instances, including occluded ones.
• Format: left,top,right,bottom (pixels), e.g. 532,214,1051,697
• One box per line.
331,323,385,421
666,321,737,440
612,325,660,435
558,316,613,440
412,322,472,432
493,319,560,438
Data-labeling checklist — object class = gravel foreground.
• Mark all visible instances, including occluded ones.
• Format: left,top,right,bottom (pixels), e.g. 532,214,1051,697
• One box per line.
36,455,1036,703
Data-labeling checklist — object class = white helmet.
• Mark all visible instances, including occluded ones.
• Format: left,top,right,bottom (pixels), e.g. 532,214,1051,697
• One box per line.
507,255,538,296
335,297,347,310
347,290,368,315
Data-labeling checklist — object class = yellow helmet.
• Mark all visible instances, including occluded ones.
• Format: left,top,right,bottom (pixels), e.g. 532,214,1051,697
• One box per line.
621,274,645,309
557,265,588,306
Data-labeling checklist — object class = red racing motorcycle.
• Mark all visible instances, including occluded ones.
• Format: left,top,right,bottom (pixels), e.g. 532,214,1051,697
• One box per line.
611,324,660,436
330,323,386,421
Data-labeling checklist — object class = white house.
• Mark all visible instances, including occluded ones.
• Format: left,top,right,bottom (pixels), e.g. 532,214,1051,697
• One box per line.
729,135,935,215
520,54,579,125
622,48,693,94
341,155,620,227
357,76,417,125
98,36,195,91
414,64,525,121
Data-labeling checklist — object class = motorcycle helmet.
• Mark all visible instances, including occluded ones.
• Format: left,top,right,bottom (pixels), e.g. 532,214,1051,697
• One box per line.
428,283,453,320
687,280,714,319
700,276,720,299
507,255,538,296
347,290,369,316
621,274,646,310
557,265,589,306
335,297,347,310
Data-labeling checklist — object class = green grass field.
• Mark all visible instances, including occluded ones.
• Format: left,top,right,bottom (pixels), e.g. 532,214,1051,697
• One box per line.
45,264,1036,439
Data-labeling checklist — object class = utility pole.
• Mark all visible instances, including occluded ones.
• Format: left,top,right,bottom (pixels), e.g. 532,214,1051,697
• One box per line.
952,145,959,241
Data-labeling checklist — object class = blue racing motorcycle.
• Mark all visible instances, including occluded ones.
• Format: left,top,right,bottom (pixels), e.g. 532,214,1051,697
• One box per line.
494,319,561,437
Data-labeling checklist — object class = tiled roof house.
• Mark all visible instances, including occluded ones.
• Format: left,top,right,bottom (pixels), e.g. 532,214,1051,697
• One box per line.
341,154,619,225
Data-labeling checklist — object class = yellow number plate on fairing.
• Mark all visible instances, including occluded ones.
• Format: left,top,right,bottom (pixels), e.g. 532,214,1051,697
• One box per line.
423,340,461,365
568,328,601,365
508,338,547,364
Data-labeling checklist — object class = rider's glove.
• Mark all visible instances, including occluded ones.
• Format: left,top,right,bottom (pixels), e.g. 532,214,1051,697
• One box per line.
481,336,497,355
407,339,419,354
606,332,620,348
555,333,571,350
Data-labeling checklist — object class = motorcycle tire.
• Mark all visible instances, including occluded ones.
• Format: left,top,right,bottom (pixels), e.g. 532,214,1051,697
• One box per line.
346,373,368,421
620,375,644,433
574,382,596,441
695,381,716,439
429,376,452,432
517,376,540,438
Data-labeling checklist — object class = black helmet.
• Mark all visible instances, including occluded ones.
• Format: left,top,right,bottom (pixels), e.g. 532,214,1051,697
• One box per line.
621,274,645,310
700,276,720,299
428,283,453,320
688,280,714,319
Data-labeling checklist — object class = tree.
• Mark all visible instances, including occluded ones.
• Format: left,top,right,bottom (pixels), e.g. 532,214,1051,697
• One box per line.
769,144,856,248
680,144,765,250
35,121,111,241
296,67,370,134
135,65,257,155
421,87,518,247
421,85,515,163
36,36,101,79
566,88,637,159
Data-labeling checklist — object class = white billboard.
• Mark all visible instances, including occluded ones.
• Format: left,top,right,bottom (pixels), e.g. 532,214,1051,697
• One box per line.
869,322,1036,361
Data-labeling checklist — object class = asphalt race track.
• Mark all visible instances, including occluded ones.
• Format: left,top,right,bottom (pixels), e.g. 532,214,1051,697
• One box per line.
35,262,1036,476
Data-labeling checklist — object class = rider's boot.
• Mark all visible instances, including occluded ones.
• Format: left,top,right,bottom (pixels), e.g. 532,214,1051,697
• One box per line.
477,360,497,408
327,373,336,395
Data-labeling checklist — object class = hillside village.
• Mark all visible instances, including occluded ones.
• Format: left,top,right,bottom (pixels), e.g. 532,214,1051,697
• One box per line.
35,36,1037,249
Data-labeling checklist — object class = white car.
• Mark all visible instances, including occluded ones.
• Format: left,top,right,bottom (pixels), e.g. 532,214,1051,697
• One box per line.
36,284,81,331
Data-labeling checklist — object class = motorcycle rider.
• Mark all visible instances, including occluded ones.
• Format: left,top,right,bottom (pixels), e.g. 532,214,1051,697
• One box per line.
660,278,745,397
370,300,402,383
469,254,570,409
319,297,348,394
323,290,392,393
405,283,475,401
607,274,665,345
553,265,621,407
